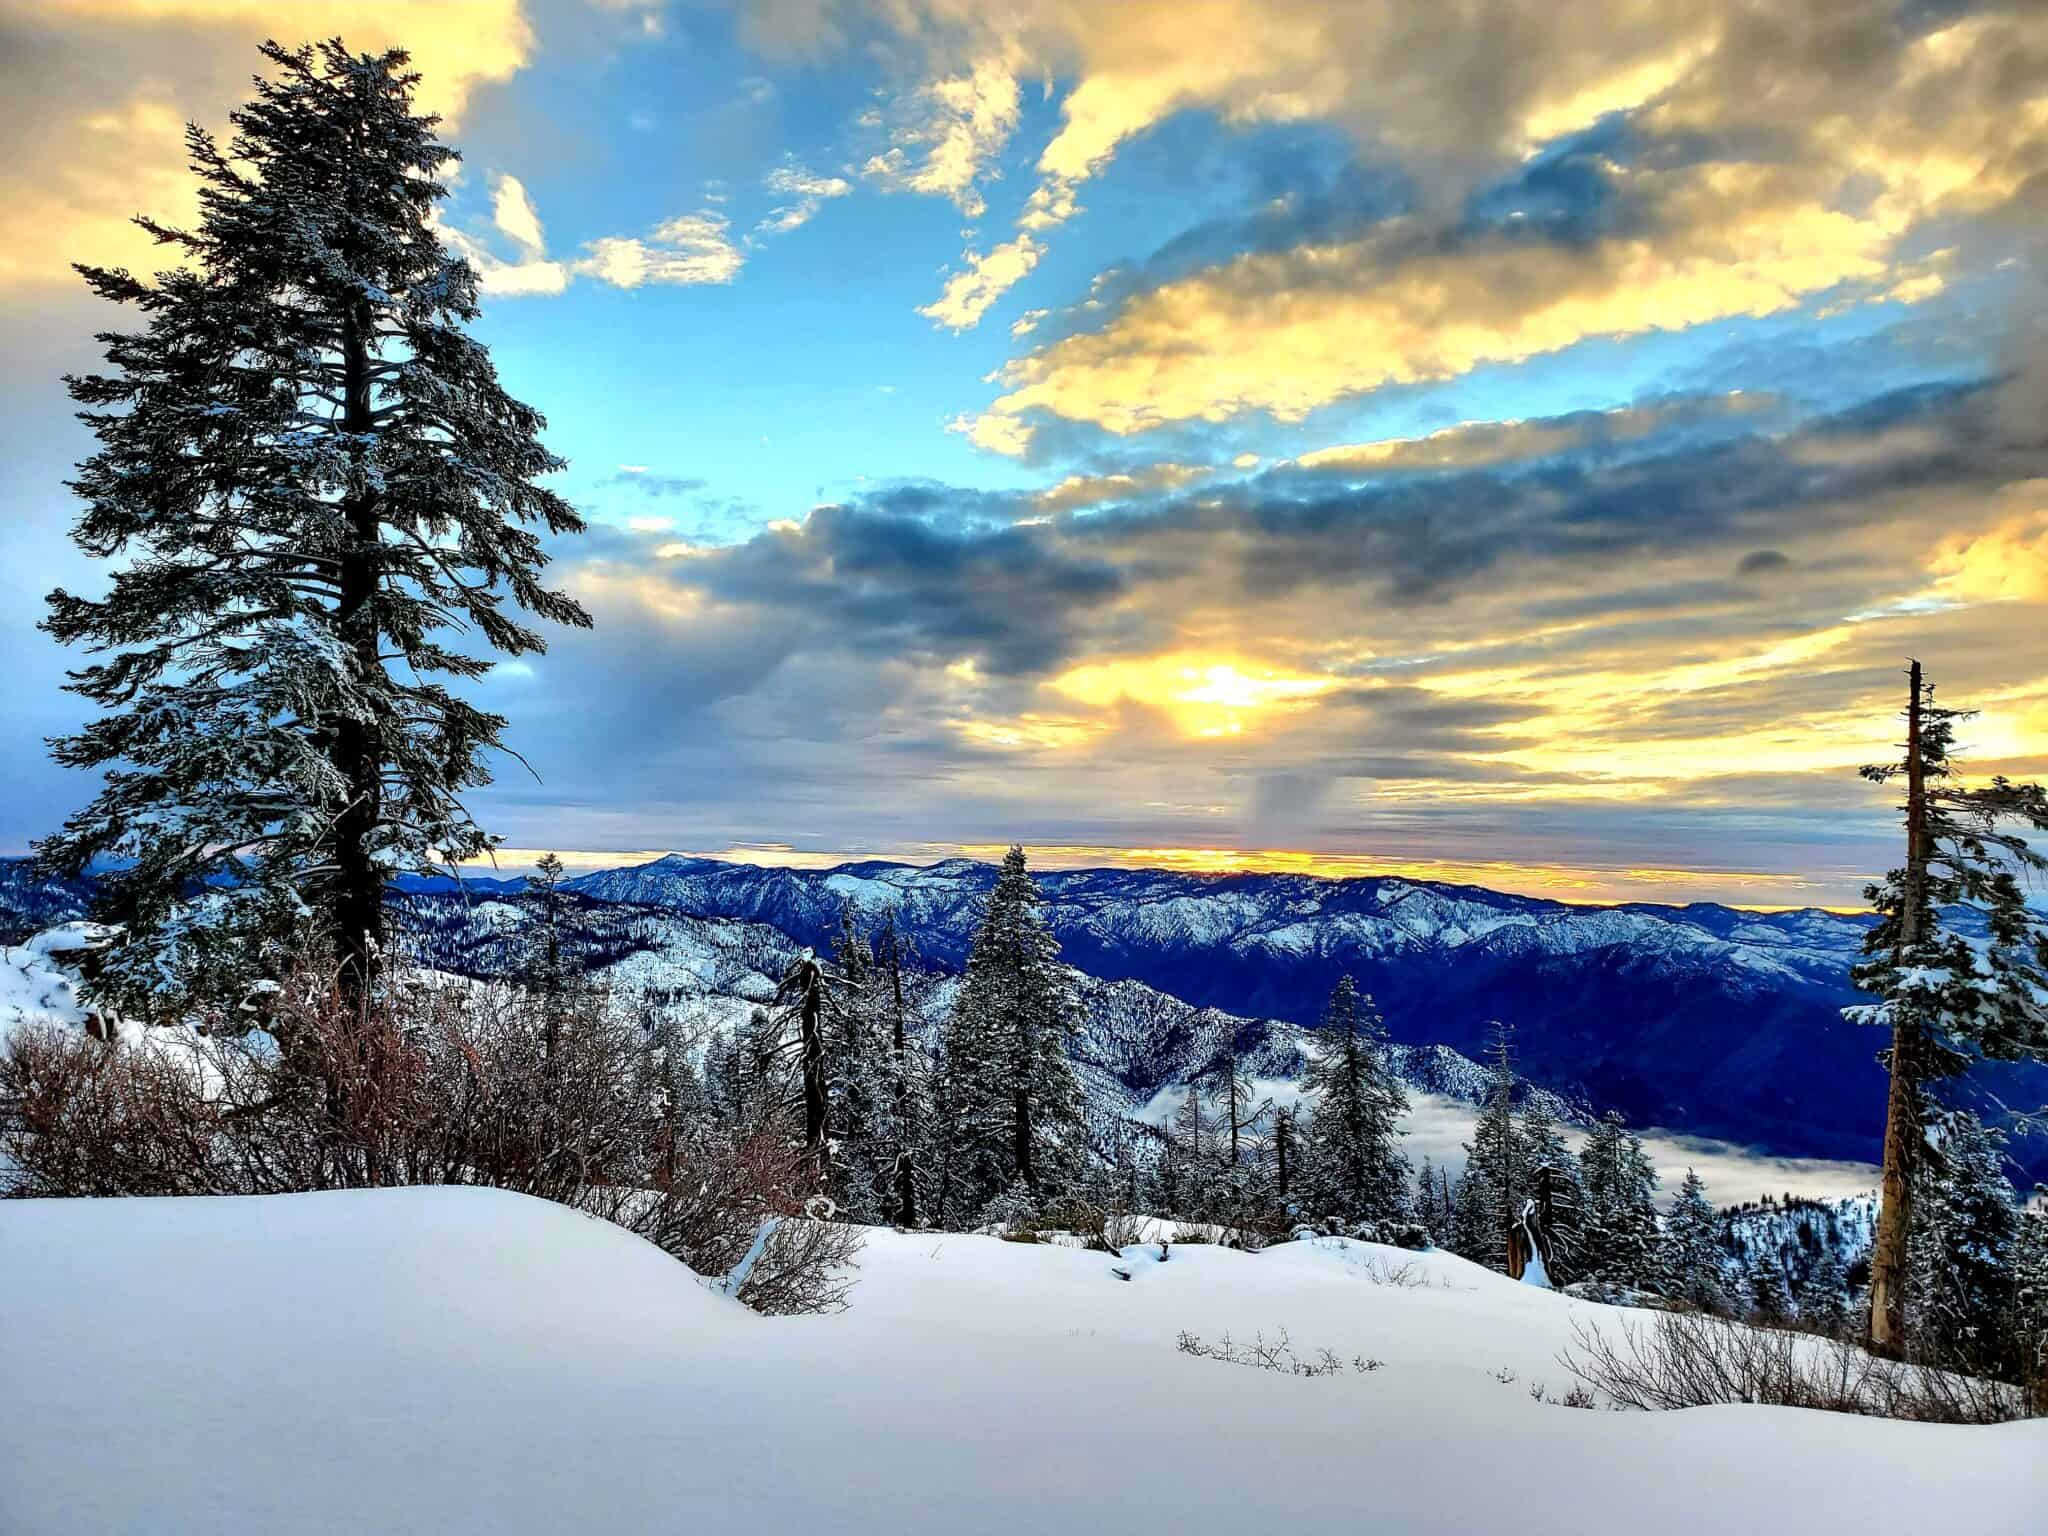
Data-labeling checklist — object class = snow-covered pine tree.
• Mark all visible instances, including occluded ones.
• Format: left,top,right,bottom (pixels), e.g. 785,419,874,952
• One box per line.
1298,976,1409,1226
1214,1036,1270,1173
2009,1204,2048,1414
1747,1249,1793,1325
39,41,589,1018
770,949,837,1187
1414,1154,1447,1239
1578,1111,1663,1291
1519,1095,1587,1285
1849,661,2048,1355
871,909,928,1228
1270,1103,1297,1209
1172,1080,1214,1223
1454,1021,1520,1271
1662,1167,1727,1311
825,907,894,1222
1906,1107,2020,1372
1797,1250,1853,1338
931,846,1081,1220
522,852,574,1026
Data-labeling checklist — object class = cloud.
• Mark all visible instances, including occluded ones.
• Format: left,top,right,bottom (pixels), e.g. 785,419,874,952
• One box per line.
860,50,1022,219
574,213,746,287
754,159,853,237
976,160,1934,435
833,1,2048,426
492,172,549,259
0,0,539,287
447,184,746,297
1031,462,1213,512
919,234,1044,331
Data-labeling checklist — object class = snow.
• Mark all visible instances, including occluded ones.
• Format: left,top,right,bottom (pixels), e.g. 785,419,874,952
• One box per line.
1,1188,2038,1534
0,924,136,1041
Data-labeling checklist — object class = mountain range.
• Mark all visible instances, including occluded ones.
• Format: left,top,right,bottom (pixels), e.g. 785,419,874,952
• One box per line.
7,853,2043,1180
548,855,2044,1178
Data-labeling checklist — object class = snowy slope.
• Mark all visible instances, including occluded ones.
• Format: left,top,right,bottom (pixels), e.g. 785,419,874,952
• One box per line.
0,1188,2037,1535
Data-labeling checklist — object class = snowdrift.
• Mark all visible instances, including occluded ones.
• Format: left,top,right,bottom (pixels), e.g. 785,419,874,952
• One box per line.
1,1188,2039,1534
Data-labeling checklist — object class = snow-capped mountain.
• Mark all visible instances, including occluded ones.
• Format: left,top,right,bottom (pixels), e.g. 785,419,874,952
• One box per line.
395,889,1557,1128
13,853,2042,1178
556,855,2044,1175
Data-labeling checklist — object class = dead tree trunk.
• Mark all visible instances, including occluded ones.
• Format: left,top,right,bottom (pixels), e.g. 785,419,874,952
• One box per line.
1868,660,1927,1358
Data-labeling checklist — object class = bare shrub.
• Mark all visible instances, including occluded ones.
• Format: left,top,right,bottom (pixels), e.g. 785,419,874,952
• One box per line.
1562,1309,2032,1424
1177,1328,1382,1378
2,965,861,1314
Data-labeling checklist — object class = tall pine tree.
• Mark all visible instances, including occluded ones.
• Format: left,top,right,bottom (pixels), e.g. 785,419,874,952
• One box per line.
1849,662,2048,1355
1454,1021,1521,1271
931,846,1080,1222
1578,1110,1663,1290
40,41,588,1017
1662,1168,1727,1311
1298,977,1409,1225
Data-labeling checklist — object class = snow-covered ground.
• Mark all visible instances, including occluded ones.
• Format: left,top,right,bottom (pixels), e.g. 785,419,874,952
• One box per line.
1,1189,2038,1534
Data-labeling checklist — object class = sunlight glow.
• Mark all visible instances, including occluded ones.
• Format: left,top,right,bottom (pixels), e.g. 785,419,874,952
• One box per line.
1048,653,1337,738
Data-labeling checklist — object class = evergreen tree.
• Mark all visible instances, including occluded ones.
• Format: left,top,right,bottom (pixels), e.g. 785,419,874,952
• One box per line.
825,908,893,1222
1662,1168,1727,1311
1848,662,2048,1355
931,847,1080,1222
770,949,837,1187
38,41,589,1017
1172,1080,1214,1222
522,853,573,1021
1414,1154,1449,1239
871,910,928,1228
1579,1111,1663,1290
1270,1104,1297,1210
1454,1021,1520,1271
2008,1205,2048,1414
1798,1250,1853,1337
1299,977,1409,1224
1907,1107,2019,1371
1519,1096,1587,1285
1747,1249,1793,1325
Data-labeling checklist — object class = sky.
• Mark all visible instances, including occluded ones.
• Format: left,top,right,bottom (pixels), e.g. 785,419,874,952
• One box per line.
2,0,2047,908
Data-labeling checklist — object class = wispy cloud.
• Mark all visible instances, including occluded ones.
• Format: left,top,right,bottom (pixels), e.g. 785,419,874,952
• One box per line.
753,160,852,238
444,183,745,298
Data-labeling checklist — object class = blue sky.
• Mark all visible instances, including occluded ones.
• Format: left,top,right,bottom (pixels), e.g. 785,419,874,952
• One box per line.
3,0,2046,906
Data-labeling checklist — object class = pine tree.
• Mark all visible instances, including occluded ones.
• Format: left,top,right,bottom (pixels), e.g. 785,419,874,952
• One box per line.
1798,1250,1852,1337
825,908,893,1222
1455,1021,1520,1271
1849,662,2048,1355
1299,977,1409,1225
1520,1096,1587,1285
1172,1080,1213,1223
38,41,589,1017
1747,1249,1792,1325
770,949,837,1187
931,846,1080,1221
1907,1107,2019,1371
1663,1168,1727,1311
871,910,927,1228
2008,1204,2048,1414
1270,1103,1297,1210
1414,1154,1448,1239
1579,1110,1663,1290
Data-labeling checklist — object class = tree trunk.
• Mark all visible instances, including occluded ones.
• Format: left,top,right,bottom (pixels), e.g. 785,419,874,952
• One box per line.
332,89,384,1022
1012,1082,1035,1195
887,937,918,1228
799,989,828,1184
1868,660,1927,1358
